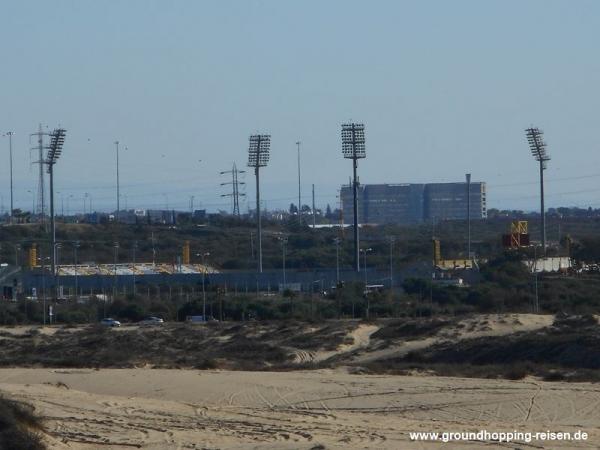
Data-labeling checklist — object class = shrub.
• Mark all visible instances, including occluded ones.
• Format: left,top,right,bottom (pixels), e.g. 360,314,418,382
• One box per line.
0,397,45,450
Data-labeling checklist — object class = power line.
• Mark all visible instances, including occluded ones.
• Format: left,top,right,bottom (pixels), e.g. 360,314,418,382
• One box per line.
489,172,600,189
493,186,600,202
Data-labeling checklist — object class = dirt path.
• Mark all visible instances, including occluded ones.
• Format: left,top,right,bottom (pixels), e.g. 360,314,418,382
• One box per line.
292,323,380,364
314,323,379,362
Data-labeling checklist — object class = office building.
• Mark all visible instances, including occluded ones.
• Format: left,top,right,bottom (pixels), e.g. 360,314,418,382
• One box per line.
340,181,487,225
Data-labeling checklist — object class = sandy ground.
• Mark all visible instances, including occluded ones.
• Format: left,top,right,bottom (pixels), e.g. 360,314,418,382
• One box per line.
1,368,599,449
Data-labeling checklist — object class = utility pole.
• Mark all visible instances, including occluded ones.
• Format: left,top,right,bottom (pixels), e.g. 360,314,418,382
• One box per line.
389,236,395,291
27,190,34,214
533,245,539,313
361,247,372,319
466,173,471,260
296,141,301,221
337,189,345,237
113,242,119,298
220,163,246,217
334,237,341,284
279,236,288,288
200,252,210,318
312,184,316,229
4,131,14,223
114,141,120,222
151,231,156,265
361,248,372,285
132,241,137,296
73,241,80,300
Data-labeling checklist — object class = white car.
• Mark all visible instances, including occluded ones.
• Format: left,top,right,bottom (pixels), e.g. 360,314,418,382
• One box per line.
100,318,121,327
140,316,164,325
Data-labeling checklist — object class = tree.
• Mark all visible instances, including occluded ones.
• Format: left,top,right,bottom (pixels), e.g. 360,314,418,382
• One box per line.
402,277,430,295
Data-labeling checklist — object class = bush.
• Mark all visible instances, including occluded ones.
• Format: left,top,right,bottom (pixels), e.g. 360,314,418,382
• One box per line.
0,397,45,450
372,318,451,340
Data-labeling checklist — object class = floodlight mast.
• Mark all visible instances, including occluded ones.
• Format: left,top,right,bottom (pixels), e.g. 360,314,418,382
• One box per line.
525,127,550,256
247,134,271,273
46,128,66,281
341,123,366,272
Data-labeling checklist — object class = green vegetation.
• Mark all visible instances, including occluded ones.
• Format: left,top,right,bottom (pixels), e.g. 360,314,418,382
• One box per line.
2,254,600,325
0,315,598,382
5,214,600,270
0,321,356,370
3,216,600,325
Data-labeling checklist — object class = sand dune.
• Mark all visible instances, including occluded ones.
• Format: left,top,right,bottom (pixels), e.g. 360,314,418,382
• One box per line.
0,314,597,448
349,313,555,364
1,368,599,449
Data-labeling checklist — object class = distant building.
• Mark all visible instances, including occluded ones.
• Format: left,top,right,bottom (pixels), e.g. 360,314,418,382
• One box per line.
341,181,487,225
424,182,487,221
146,209,176,225
0,264,21,300
193,209,207,220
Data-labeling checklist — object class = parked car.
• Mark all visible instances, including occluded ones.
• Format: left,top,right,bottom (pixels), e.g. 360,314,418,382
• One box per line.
140,316,164,325
185,315,218,323
100,318,121,327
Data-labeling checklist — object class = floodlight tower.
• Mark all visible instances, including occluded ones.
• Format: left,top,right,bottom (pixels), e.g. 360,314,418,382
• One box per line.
341,123,366,272
46,128,66,277
247,134,271,273
526,127,550,255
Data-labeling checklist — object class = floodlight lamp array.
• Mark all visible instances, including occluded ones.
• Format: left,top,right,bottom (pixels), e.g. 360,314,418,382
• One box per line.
525,127,550,162
341,123,366,159
247,134,271,168
46,128,66,172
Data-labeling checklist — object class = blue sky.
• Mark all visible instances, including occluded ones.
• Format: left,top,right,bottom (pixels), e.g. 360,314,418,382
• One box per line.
1,0,599,213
